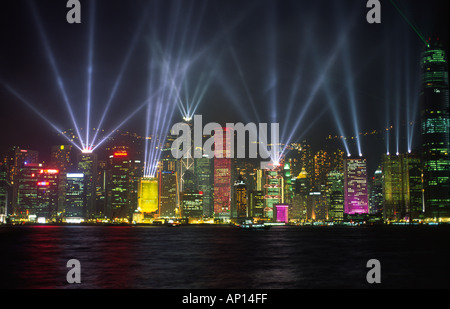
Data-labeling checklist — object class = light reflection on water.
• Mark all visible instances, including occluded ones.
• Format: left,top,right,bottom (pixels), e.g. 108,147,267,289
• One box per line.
0,225,449,289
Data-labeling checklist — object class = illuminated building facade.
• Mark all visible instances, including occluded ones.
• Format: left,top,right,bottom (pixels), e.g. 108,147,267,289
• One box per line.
307,191,327,221
275,204,289,223
77,152,98,219
234,176,247,219
327,171,344,222
214,127,233,219
95,160,108,218
249,190,264,218
65,173,85,219
159,171,179,217
16,163,43,220
343,157,369,215
50,145,75,172
36,168,59,220
161,134,177,173
195,156,213,217
0,162,9,222
138,177,159,215
382,153,423,221
107,149,139,221
263,167,283,220
50,145,75,218
283,162,294,206
290,168,309,221
178,122,195,193
369,167,383,215
181,190,203,219
8,147,39,215
420,42,450,220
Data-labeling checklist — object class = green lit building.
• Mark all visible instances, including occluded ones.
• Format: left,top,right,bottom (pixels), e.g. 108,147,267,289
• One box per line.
420,42,450,221
263,167,283,220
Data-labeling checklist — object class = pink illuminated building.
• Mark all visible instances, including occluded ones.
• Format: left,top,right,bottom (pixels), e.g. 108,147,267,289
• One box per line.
275,204,289,223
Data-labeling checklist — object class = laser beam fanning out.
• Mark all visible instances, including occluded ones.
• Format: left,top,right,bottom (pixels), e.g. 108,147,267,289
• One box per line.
29,1,85,150
1,82,83,151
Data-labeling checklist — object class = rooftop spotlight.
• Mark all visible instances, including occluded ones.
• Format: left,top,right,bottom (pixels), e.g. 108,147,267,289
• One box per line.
183,116,192,122
82,148,93,154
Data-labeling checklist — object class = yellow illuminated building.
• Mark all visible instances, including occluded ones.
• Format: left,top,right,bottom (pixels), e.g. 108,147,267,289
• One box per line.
138,177,159,214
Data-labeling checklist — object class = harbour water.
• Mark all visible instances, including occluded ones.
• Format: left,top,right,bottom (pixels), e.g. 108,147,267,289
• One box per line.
0,224,449,289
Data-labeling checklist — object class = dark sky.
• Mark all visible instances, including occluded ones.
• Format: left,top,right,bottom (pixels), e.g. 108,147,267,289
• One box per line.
0,0,448,171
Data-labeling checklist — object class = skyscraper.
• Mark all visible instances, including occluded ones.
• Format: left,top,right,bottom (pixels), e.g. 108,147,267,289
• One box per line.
8,147,39,215
420,41,450,221
36,168,59,221
16,163,43,220
234,176,248,219
107,149,138,222
178,122,195,193
369,167,383,216
327,171,344,222
291,168,309,221
195,155,213,217
65,173,85,220
50,145,75,219
343,157,369,216
159,171,179,218
181,190,203,219
382,153,423,221
137,177,159,216
263,167,283,220
275,204,289,223
0,162,9,223
382,154,403,221
249,190,264,218
214,127,233,220
77,151,98,220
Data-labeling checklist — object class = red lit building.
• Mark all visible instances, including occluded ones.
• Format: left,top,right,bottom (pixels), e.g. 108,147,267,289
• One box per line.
214,127,233,219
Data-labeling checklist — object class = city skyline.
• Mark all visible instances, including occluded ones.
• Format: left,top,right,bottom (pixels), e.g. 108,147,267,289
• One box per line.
0,0,448,167
0,1,449,292
0,0,449,225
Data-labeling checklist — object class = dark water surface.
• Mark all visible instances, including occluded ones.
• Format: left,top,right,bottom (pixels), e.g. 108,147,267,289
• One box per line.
0,225,449,289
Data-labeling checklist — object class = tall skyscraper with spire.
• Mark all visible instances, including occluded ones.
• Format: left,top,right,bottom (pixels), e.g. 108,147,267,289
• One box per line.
420,41,450,221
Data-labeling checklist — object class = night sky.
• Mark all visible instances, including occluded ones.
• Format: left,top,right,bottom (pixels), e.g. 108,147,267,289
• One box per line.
0,0,448,172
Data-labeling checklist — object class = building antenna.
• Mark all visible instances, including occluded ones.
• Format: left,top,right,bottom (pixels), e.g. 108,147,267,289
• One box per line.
389,0,430,48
